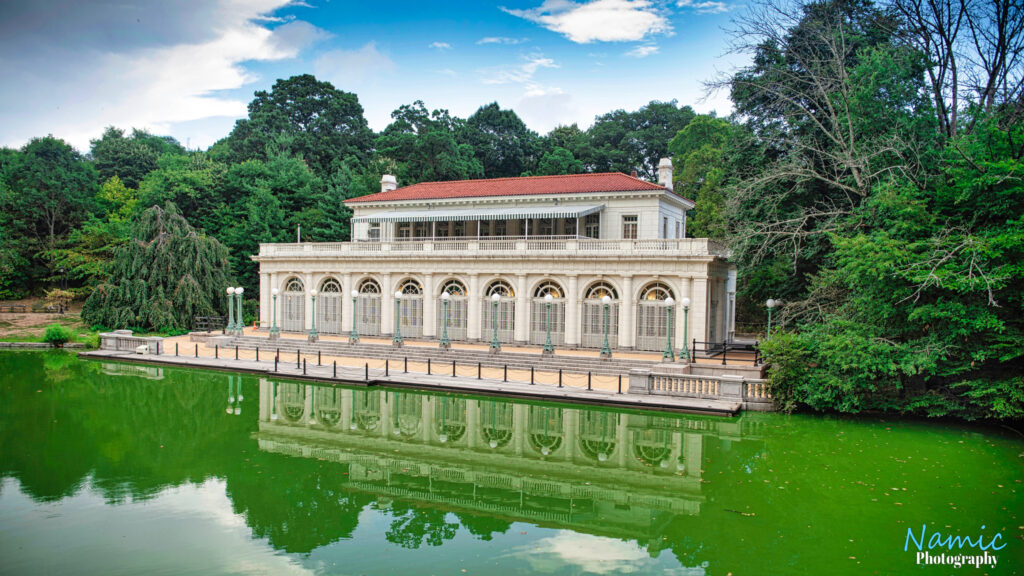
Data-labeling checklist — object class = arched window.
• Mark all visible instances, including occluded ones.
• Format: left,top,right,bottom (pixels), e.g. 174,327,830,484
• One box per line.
282,278,305,332
356,278,382,336
398,278,422,295
438,279,468,341
318,278,343,334
582,281,620,349
533,280,564,298
640,282,674,301
485,279,515,298
440,279,467,297
585,281,618,300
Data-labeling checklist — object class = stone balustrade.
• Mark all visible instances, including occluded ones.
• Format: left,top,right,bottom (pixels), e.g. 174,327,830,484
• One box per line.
256,237,729,259
629,366,773,411
99,330,164,355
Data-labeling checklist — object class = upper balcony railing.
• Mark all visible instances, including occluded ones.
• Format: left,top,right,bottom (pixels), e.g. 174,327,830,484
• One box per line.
257,236,729,259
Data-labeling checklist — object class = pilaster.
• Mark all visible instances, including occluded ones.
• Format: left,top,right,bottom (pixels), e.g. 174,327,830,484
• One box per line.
565,275,579,346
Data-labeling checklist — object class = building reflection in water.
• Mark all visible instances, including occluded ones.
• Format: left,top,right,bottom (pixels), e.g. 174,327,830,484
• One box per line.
258,379,765,546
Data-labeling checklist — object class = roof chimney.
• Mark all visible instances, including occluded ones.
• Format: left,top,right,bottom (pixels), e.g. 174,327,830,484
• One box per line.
657,158,673,191
380,174,398,193
630,170,638,178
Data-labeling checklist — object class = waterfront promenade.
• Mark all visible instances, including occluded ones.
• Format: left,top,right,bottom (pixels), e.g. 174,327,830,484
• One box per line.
84,327,768,415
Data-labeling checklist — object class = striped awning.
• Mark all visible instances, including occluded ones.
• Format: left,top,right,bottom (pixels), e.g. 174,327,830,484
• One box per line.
351,204,604,224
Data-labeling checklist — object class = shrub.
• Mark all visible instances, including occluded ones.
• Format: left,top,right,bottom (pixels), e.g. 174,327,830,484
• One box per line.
43,323,73,347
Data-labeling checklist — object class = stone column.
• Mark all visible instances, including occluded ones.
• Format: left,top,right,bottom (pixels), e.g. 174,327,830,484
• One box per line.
678,277,692,353
690,275,709,346
684,433,702,479
514,274,528,343
258,379,270,421
466,400,479,449
341,389,353,431
381,273,393,336
513,404,526,455
342,272,353,335
379,390,390,439
304,272,314,331
259,273,270,328
619,275,634,349
422,396,432,442
468,274,481,341
565,275,579,346
304,385,314,425
423,273,436,338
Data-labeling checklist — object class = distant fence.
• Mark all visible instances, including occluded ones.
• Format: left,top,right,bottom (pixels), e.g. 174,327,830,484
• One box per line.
193,316,227,332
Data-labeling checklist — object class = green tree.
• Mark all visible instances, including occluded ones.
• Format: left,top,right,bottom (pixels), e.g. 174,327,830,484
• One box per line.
82,203,232,332
90,127,184,189
460,102,539,178
375,101,483,183
668,115,733,238
586,100,695,179
0,137,98,295
532,146,584,176
219,74,373,177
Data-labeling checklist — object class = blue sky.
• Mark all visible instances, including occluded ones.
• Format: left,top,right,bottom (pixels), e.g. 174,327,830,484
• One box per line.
0,0,747,151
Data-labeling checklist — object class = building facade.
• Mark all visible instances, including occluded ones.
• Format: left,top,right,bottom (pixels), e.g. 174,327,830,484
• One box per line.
253,160,737,352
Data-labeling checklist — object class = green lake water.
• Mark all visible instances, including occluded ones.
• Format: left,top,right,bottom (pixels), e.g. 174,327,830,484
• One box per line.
0,351,1020,575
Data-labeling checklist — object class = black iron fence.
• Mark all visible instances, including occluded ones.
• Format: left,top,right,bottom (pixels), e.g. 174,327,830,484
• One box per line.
691,339,761,365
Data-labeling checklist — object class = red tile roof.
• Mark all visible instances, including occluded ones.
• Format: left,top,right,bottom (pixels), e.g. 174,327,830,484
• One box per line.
345,172,689,204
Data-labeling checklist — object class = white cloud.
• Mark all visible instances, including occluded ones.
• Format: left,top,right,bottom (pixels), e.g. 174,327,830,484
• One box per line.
313,42,396,85
477,36,529,45
625,45,659,57
677,0,731,14
513,531,707,575
0,0,325,150
429,41,452,50
480,53,559,85
503,0,671,44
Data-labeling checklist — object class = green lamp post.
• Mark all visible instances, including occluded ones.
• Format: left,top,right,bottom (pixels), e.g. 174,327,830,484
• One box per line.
308,289,319,343
234,286,245,336
349,289,360,344
680,296,691,362
225,287,236,333
439,291,451,350
393,290,404,347
600,294,612,359
489,293,501,354
269,288,280,340
662,296,676,362
542,293,555,357
766,298,777,336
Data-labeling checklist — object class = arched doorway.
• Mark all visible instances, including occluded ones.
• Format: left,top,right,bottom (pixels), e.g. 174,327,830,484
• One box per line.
318,278,343,334
437,278,468,341
530,280,565,346
581,281,619,349
356,278,381,336
397,278,423,338
282,277,305,332
481,279,515,343
636,282,675,352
